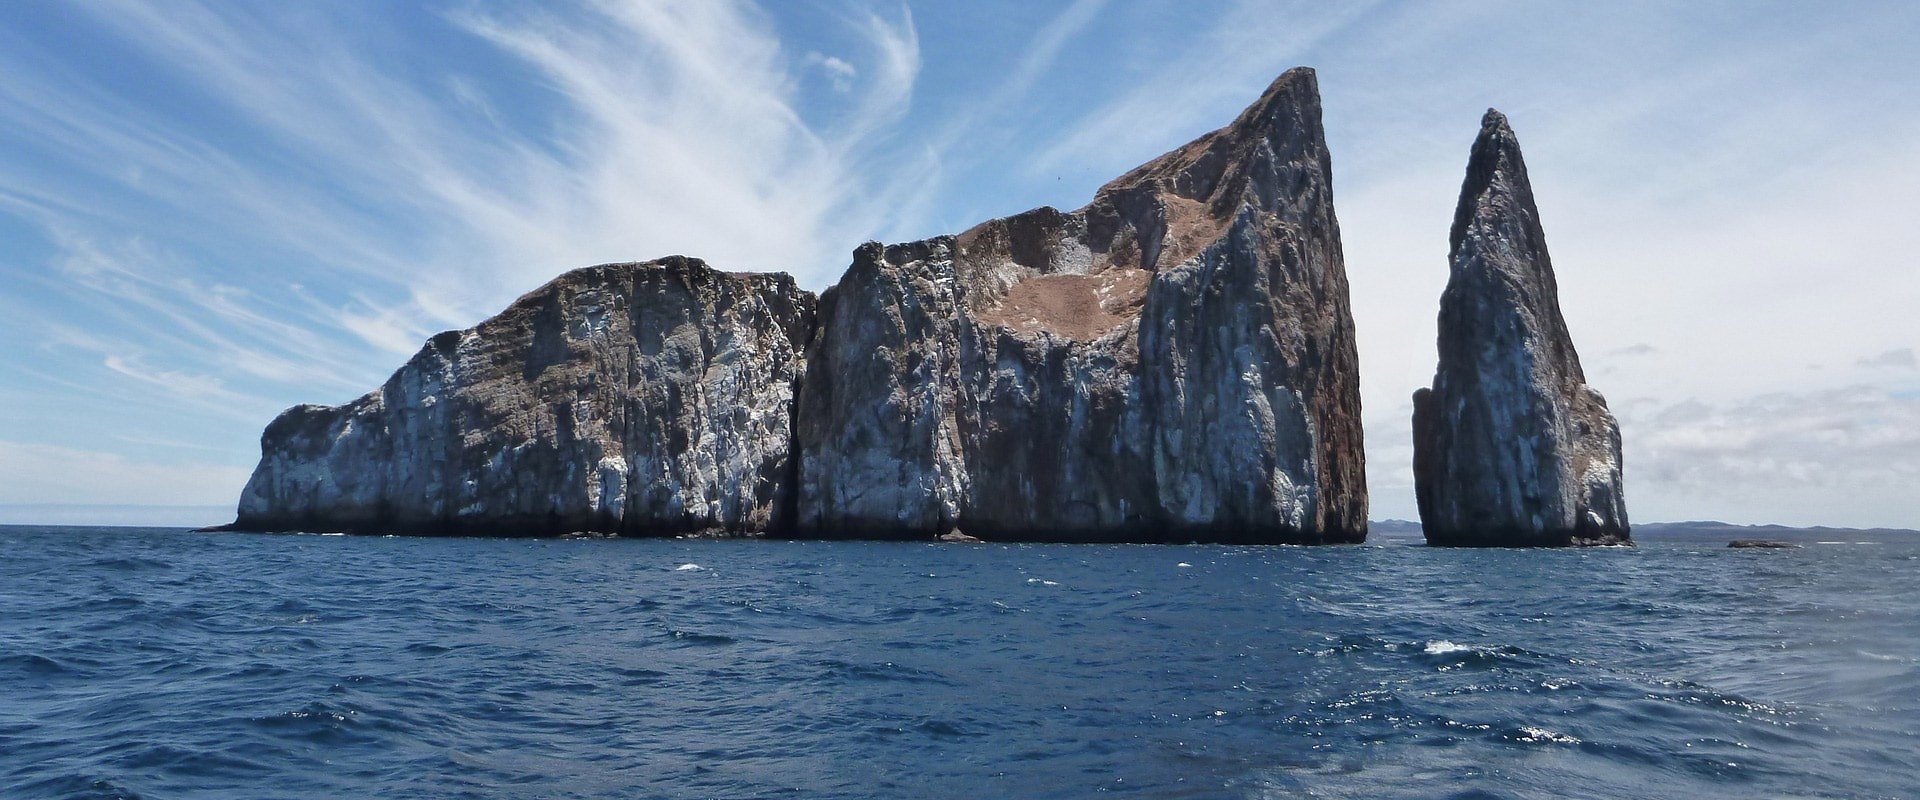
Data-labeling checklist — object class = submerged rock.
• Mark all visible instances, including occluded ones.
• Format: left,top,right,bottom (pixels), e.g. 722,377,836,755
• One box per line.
231,258,814,536
795,67,1367,543
1412,110,1629,547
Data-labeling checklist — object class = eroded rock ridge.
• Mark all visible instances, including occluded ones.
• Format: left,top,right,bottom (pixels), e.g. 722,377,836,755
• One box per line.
1411,110,1629,547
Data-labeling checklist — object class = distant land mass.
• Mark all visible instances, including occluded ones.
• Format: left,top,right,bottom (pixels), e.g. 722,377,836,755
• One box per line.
1630,521,1920,542
1369,519,1918,543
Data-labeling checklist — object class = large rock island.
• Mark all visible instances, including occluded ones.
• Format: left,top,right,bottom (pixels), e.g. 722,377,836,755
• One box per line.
223,68,1368,543
1411,110,1630,547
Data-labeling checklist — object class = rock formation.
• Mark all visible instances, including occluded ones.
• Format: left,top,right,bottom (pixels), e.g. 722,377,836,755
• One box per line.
1411,110,1629,547
231,258,814,536
795,67,1367,543
227,67,1368,543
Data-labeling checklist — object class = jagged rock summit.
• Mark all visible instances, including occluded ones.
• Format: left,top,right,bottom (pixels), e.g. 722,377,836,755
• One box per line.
797,66,1366,543
1412,110,1629,547
223,67,1368,543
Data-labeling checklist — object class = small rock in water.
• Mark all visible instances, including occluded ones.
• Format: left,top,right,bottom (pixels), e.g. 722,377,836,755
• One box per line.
1728,540,1800,549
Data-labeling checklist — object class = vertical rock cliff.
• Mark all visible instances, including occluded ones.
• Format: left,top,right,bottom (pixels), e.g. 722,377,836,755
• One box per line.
795,67,1367,542
1412,110,1629,547
233,258,814,536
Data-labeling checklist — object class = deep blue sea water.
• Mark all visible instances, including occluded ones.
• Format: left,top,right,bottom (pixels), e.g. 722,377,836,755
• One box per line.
3,525,1917,799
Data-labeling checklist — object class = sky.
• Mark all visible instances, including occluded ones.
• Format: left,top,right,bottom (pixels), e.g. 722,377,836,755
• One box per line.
0,0,1916,528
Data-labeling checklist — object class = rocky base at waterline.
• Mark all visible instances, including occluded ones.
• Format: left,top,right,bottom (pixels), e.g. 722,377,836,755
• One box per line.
1411,110,1630,548
221,68,1368,544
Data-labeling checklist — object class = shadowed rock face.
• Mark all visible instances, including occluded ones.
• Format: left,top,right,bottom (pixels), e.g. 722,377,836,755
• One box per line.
1412,110,1629,547
233,258,814,536
795,67,1367,543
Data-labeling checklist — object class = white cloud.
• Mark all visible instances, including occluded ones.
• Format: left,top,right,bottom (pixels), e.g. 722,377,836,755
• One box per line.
1859,348,1917,370
0,439,251,507
1618,388,1920,528
807,52,859,92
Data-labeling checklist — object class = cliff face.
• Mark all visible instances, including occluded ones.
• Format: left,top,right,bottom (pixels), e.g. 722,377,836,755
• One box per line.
1412,110,1629,547
232,68,1368,543
795,67,1367,542
235,258,814,536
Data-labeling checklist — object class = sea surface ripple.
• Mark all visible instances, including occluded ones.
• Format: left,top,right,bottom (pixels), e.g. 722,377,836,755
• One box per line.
2,526,1916,798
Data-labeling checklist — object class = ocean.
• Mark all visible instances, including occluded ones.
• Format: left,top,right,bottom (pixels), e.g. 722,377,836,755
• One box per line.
2,525,1916,799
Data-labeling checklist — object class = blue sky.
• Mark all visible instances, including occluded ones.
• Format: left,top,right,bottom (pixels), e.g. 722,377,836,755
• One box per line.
1,0,1915,528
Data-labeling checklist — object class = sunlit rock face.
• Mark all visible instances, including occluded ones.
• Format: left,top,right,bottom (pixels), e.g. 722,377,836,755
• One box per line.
794,67,1368,543
234,258,814,536
1412,110,1630,547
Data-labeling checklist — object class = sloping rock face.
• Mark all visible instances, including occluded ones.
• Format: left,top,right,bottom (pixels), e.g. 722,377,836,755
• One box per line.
795,68,1367,543
234,258,814,536
1412,110,1629,547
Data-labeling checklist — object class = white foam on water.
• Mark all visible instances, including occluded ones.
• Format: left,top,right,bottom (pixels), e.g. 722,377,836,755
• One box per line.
1424,640,1473,655
1517,726,1580,744
1176,562,1193,568
673,563,703,572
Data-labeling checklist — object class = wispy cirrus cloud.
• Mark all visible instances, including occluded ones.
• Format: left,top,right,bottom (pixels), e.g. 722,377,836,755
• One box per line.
0,0,944,511
0,0,929,418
